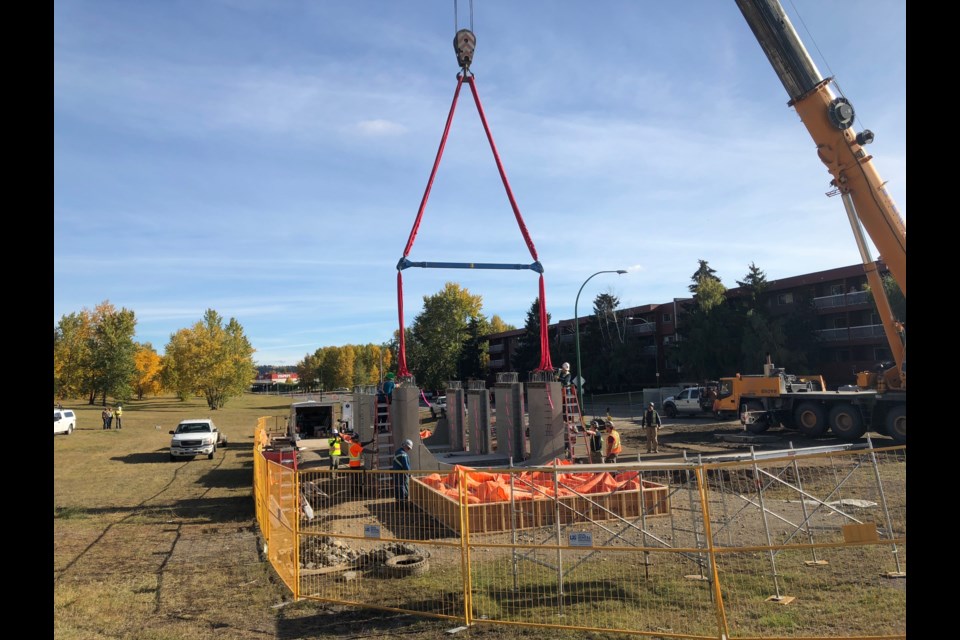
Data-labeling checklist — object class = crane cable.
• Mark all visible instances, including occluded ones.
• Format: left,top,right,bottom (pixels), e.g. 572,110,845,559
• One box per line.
454,0,473,34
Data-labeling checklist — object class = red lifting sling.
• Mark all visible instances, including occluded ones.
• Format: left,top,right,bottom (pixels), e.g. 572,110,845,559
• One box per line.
395,70,553,377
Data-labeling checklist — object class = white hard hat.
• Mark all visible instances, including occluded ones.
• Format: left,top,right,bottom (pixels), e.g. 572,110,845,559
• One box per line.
331,428,339,435
402,439,413,448
562,362,570,370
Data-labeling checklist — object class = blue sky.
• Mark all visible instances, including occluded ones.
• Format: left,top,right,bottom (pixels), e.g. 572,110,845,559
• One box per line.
54,1,906,368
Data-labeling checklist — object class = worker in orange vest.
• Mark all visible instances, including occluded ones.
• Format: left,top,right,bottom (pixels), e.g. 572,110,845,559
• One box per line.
346,436,374,493
604,420,622,463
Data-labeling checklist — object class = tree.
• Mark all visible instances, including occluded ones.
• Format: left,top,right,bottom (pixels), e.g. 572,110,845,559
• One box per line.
54,309,94,402
161,329,193,400
133,343,164,400
689,259,721,293
407,282,485,392
163,309,256,409
578,291,627,392
488,315,516,334
735,262,769,307
331,345,356,389
511,297,553,379
868,274,905,324
85,301,138,405
676,263,736,381
297,352,322,391
457,316,491,382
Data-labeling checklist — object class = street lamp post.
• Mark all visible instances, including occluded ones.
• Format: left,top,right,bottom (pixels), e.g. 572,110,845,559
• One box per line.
574,269,627,411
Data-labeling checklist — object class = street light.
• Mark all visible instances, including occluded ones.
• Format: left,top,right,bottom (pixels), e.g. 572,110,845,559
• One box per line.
574,269,627,410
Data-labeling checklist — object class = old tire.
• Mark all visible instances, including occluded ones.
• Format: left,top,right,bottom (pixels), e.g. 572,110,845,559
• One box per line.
828,403,865,440
885,404,906,445
383,554,429,578
793,402,827,437
663,403,678,418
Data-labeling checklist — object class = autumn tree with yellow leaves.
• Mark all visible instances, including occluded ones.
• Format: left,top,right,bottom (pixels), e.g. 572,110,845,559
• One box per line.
133,343,164,400
162,309,256,409
54,301,138,405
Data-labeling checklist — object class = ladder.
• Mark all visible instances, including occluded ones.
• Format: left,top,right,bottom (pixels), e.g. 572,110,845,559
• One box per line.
561,385,589,461
372,395,395,471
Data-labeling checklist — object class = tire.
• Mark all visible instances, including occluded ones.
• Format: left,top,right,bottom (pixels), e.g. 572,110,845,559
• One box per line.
170,454,177,461
793,402,827,437
383,554,429,578
664,403,678,418
828,403,866,440
67,425,74,435
742,401,769,434
885,404,906,445
208,445,216,460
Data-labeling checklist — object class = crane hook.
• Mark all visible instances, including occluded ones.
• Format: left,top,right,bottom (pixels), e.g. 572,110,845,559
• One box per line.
454,28,476,71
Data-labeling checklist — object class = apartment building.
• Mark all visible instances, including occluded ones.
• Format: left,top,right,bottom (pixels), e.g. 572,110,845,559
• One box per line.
484,263,895,390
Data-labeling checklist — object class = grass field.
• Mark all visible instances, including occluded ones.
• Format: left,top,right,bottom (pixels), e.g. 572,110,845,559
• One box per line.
52,393,567,640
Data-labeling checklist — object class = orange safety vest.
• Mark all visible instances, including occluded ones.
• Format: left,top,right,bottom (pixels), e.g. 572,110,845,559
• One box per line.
348,443,364,468
606,430,622,456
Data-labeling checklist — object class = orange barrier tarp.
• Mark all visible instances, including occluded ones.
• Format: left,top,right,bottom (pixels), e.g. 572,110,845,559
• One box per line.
419,462,643,504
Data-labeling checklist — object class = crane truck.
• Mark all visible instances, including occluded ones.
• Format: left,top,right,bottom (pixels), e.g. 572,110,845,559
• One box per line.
711,1,906,444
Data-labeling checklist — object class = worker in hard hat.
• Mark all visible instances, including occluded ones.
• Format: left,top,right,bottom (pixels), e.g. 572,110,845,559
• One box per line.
643,402,663,454
392,438,414,506
604,420,623,463
328,428,345,470
558,362,572,387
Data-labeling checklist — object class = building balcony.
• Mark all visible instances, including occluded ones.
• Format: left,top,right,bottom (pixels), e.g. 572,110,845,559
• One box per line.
815,323,885,342
627,322,656,335
813,290,870,309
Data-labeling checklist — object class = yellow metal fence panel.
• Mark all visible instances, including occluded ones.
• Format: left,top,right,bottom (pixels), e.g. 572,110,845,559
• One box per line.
249,418,906,639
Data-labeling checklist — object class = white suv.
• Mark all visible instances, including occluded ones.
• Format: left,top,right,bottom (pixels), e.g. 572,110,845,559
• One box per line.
54,408,77,435
169,419,227,460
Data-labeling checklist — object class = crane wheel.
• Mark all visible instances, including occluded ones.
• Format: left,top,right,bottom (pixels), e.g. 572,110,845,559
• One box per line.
828,403,866,440
885,405,906,445
793,402,827,437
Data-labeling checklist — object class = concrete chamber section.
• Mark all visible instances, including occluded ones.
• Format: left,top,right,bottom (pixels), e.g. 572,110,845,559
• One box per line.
364,373,569,471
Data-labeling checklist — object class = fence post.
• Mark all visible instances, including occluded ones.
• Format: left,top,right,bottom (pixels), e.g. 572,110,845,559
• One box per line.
751,446,785,601
865,435,905,577
458,466,473,625
694,466,731,640
553,460,565,607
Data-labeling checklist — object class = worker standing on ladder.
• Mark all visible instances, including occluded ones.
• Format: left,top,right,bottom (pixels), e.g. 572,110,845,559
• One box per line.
558,362,572,387
382,372,396,403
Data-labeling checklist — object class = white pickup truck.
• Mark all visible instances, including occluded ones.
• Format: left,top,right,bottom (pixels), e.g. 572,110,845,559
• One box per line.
661,386,716,418
169,418,228,460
